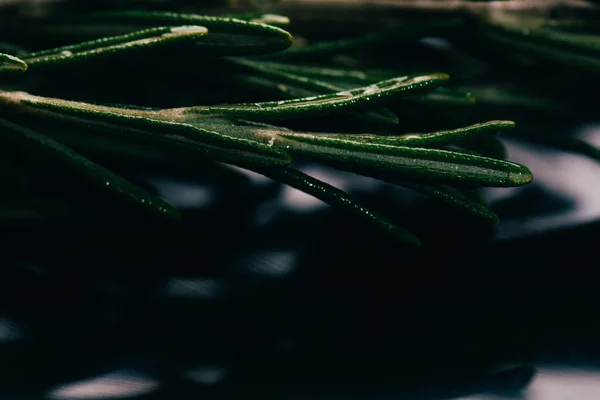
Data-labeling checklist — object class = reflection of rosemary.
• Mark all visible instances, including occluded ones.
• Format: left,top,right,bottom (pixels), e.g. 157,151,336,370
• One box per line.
0,9,537,246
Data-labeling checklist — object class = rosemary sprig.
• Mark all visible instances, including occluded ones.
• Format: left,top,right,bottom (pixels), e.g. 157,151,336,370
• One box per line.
0,79,531,188
0,6,540,245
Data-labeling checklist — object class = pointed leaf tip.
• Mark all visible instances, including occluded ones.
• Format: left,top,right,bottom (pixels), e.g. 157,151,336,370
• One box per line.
0,53,27,75
495,120,516,130
508,167,534,185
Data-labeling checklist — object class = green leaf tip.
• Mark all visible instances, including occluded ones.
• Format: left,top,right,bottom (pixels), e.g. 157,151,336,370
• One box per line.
0,90,293,169
277,129,532,188
227,58,400,126
0,53,27,75
508,166,534,186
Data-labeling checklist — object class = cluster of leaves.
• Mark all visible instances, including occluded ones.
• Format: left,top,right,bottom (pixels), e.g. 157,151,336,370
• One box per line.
4,0,597,246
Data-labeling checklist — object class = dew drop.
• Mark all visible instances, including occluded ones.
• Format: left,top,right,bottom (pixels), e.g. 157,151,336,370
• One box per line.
60,50,73,56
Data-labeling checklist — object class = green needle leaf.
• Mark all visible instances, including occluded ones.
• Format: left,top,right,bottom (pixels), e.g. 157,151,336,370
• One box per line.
228,58,399,125
401,183,499,223
21,26,208,69
277,132,532,187
171,118,529,188
395,120,513,148
0,53,27,75
85,11,293,55
0,90,292,166
249,61,472,107
0,3,544,242
0,117,180,219
182,73,449,120
258,167,421,247
275,121,515,148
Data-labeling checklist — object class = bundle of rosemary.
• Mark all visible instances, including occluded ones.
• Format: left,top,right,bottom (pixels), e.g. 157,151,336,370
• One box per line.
0,0,555,247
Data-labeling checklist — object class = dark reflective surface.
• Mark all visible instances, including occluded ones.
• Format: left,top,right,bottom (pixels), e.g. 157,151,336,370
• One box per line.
1,134,600,399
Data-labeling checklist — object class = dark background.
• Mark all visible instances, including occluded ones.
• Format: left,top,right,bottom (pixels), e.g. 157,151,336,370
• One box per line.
3,138,600,399
2,0,600,399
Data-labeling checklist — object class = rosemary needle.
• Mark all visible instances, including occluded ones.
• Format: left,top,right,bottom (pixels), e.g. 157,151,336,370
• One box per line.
22,26,208,69
304,121,516,147
228,58,399,125
278,135,532,187
0,118,180,219
259,167,421,247
182,74,449,120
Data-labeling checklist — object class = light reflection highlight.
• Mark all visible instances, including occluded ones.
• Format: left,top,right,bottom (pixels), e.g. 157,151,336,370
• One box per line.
49,370,159,399
0,317,20,342
151,180,215,209
163,278,223,298
183,365,228,386
490,138,600,239
457,367,600,400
